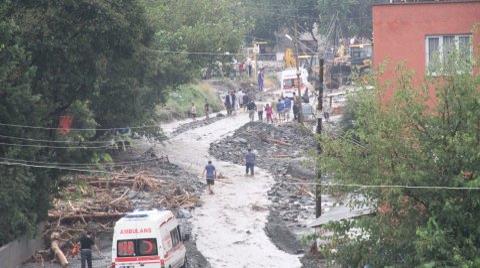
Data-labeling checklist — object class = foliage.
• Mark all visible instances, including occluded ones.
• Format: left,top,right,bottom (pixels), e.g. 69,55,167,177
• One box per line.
141,0,250,74
244,0,319,42
156,83,223,121
317,0,386,38
0,0,248,245
320,58,480,266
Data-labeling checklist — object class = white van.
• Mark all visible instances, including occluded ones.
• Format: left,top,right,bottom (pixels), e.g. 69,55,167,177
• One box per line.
279,67,309,98
111,209,187,268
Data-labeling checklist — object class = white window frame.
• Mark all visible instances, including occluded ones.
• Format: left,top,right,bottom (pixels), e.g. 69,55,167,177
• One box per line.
425,34,473,76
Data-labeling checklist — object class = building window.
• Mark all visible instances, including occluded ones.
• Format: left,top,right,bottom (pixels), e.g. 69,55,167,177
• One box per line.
426,35,472,75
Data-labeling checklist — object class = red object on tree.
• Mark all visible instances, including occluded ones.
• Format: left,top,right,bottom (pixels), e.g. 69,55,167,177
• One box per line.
58,115,73,135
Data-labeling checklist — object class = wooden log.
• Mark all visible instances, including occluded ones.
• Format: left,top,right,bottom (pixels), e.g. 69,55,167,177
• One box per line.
51,232,68,267
48,212,126,223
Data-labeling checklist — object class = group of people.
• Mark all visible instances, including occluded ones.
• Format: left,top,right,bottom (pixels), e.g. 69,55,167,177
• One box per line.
225,89,251,116
202,149,256,194
189,100,211,121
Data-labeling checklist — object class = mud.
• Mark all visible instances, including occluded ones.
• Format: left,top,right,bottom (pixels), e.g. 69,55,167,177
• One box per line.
209,121,319,261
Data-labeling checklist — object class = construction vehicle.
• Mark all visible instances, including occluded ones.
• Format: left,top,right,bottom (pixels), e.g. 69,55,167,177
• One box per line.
349,43,372,74
328,42,372,89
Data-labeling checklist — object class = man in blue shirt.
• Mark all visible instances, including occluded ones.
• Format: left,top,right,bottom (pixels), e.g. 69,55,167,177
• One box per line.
244,148,256,176
202,160,216,194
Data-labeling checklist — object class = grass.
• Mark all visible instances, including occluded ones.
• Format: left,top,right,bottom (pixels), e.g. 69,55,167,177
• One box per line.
156,82,223,122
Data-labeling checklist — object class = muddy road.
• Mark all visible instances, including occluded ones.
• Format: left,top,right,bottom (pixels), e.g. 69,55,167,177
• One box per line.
156,111,302,267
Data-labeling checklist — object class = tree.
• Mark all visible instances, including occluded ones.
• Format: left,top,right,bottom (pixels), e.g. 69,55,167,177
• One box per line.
317,0,386,39
0,0,161,245
320,59,480,266
245,0,319,42
141,0,250,76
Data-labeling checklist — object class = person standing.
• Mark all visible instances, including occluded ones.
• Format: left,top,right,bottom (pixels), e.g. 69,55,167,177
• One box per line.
202,160,216,194
247,100,257,122
292,93,299,121
243,93,250,112
265,103,274,124
247,58,253,78
238,90,244,109
284,97,292,121
190,103,197,120
276,98,285,122
204,101,210,120
245,148,256,176
79,232,100,268
257,68,264,91
225,91,235,116
233,90,240,114
257,103,264,121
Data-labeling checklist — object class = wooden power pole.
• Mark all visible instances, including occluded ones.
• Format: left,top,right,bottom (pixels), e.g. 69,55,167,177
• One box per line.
315,58,324,218
293,22,303,123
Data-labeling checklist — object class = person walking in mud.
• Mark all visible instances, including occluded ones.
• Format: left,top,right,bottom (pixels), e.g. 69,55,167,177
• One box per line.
202,160,217,194
247,99,257,122
245,148,256,176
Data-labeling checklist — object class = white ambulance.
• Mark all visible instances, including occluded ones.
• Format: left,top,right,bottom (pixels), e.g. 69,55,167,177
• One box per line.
111,209,187,268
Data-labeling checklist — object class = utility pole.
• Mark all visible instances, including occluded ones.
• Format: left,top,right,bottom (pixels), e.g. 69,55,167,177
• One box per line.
293,22,303,123
315,58,324,218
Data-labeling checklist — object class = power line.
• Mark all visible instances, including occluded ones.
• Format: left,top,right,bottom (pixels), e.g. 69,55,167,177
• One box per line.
282,182,480,191
0,134,114,144
0,156,164,168
0,122,162,132
0,161,129,175
0,141,115,149
2,159,477,191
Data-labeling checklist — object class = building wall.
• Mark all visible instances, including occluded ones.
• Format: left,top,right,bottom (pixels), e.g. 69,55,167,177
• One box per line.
372,1,480,103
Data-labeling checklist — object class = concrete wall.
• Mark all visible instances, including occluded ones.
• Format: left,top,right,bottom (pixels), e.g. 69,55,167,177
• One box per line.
0,224,44,268
372,1,480,104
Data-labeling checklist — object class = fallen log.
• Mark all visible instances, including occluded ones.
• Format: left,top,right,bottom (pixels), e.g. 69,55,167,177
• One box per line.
51,232,68,267
266,138,291,146
49,212,126,223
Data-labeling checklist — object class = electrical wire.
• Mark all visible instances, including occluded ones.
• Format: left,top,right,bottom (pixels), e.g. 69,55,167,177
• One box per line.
0,156,164,167
282,182,480,191
0,134,115,144
0,141,115,149
1,160,478,191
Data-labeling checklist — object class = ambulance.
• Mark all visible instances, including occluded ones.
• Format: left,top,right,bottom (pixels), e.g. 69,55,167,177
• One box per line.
111,209,187,268
279,67,309,98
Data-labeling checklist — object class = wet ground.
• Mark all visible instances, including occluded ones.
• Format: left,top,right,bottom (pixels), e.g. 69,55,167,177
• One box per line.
156,110,302,267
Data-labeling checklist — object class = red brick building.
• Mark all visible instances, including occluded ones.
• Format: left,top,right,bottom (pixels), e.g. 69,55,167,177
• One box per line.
372,0,480,103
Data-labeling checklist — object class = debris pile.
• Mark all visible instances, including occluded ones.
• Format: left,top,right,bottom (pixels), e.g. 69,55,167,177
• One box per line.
171,115,225,137
34,153,203,265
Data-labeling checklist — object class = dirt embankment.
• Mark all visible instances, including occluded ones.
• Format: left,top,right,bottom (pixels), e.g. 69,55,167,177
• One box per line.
209,122,318,254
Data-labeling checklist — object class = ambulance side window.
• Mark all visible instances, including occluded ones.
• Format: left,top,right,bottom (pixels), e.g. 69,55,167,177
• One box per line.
170,227,181,247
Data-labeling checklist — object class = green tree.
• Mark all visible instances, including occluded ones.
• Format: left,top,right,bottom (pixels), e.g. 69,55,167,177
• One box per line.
245,0,319,42
320,59,480,266
317,0,386,38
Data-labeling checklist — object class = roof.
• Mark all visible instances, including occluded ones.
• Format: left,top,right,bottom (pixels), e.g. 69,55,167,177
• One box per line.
373,0,480,6
308,205,374,228
116,209,173,224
